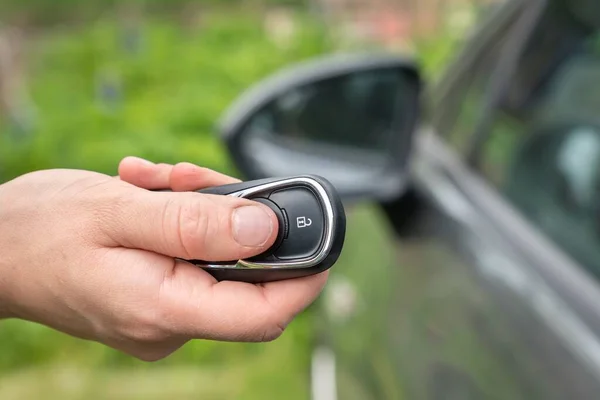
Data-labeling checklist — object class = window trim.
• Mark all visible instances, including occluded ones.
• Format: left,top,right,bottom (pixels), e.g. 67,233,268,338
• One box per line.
426,1,525,113
427,0,525,102
426,0,529,155
465,0,547,166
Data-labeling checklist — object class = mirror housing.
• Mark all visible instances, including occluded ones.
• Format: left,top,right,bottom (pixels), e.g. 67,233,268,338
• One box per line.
218,53,422,203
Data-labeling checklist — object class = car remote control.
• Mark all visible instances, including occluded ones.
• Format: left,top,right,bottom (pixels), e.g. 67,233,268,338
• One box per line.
176,175,346,283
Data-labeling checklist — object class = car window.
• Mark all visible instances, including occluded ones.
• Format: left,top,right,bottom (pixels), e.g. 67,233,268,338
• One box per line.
429,0,523,154
476,2,600,279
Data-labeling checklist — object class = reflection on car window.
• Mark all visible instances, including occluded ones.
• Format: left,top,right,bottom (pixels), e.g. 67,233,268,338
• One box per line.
478,4,600,279
557,127,600,210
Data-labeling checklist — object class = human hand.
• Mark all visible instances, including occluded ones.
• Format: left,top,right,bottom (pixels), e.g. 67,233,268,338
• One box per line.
0,157,328,361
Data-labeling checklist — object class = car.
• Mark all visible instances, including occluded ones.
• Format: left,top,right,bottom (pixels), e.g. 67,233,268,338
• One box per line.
215,0,600,398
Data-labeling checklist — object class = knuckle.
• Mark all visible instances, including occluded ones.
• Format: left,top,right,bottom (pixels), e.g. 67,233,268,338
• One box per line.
259,323,286,343
175,196,229,259
247,310,288,343
128,336,185,363
159,196,202,259
248,287,289,343
160,197,179,249
128,327,169,345
118,311,171,346
123,324,168,345
176,196,212,259
172,162,188,175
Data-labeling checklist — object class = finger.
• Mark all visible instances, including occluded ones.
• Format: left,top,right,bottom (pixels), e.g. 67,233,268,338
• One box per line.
169,162,240,192
103,189,279,262
162,261,330,342
118,157,173,190
119,157,241,191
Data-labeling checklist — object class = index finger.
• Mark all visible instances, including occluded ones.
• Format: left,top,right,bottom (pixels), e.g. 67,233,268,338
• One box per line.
118,157,240,191
170,162,240,191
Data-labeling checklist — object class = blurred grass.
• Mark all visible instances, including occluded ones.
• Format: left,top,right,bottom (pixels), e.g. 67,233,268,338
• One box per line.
0,11,333,178
0,328,312,400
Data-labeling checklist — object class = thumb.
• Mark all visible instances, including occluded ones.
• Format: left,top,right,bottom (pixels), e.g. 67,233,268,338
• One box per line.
102,190,279,262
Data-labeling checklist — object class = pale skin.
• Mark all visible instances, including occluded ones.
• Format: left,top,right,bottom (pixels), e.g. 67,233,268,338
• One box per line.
0,156,328,361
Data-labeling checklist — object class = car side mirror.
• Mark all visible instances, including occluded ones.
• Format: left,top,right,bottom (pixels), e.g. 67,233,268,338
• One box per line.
217,53,422,203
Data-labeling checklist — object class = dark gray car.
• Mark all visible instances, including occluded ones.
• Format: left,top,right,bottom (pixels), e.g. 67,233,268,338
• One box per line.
219,0,600,398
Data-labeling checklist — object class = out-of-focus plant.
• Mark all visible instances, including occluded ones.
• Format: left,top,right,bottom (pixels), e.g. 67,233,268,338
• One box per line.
0,11,332,181
0,0,311,28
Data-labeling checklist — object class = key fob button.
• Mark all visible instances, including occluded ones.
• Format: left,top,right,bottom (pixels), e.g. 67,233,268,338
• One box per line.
269,188,325,260
246,198,287,263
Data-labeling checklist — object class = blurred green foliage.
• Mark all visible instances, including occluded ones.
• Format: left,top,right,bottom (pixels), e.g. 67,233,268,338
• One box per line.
0,0,310,27
0,12,331,180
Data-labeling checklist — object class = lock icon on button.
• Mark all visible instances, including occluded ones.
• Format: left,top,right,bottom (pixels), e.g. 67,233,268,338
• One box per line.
297,216,313,229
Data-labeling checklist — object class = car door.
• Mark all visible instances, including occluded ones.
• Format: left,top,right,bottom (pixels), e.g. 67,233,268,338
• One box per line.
316,1,600,399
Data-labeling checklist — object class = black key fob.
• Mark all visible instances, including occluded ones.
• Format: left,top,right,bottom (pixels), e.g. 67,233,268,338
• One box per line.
183,175,346,283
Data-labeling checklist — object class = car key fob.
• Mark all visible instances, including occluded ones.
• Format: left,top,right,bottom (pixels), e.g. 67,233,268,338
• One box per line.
180,175,346,283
